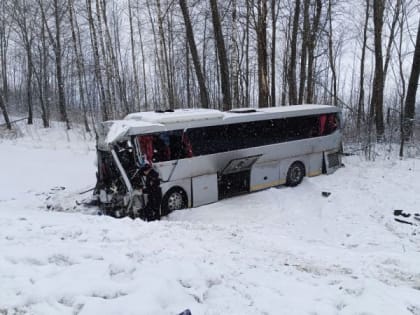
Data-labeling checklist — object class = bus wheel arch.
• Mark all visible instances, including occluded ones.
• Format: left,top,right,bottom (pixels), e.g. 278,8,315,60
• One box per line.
161,186,188,216
286,161,306,187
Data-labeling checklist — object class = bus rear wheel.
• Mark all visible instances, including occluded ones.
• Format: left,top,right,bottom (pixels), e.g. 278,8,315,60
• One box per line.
161,188,187,216
286,162,305,187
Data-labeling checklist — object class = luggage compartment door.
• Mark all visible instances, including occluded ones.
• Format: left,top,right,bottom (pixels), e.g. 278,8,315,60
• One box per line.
218,155,261,199
192,174,218,207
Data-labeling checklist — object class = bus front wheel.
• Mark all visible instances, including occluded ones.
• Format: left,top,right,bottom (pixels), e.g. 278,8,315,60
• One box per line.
286,162,305,187
161,188,187,216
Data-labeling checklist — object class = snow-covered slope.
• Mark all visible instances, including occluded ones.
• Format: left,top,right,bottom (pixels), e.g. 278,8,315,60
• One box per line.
1,123,419,315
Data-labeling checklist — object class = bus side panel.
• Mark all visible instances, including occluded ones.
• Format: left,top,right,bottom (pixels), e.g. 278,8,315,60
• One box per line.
250,162,282,191
192,174,218,207
308,153,324,177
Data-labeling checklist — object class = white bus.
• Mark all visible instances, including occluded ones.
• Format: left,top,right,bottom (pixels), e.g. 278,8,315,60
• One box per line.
94,105,342,218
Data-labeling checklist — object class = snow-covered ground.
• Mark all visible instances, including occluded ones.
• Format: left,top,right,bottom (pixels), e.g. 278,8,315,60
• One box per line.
1,122,420,315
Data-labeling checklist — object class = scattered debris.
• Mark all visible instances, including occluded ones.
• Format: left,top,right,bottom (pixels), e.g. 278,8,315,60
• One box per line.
393,210,420,226
394,209,411,218
394,218,413,225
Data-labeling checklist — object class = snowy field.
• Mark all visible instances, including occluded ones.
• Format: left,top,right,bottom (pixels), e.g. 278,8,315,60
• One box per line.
1,122,420,315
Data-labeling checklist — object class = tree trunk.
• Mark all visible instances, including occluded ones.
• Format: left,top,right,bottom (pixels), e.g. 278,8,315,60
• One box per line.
0,4,9,105
281,14,291,106
101,0,129,114
306,0,322,104
298,0,309,104
26,48,33,125
371,0,385,139
257,0,269,108
186,39,190,106
128,0,140,111
209,0,231,110
69,0,89,131
403,18,420,139
136,11,148,111
231,0,239,107
95,0,114,117
383,0,401,84
397,11,407,156
245,1,250,107
327,0,337,106
156,0,175,109
0,90,11,129
179,0,209,108
86,0,108,121
288,0,300,105
38,22,50,128
357,0,370,134
53,0,70,129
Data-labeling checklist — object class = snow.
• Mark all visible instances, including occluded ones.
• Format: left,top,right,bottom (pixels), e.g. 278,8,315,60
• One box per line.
125,109,224,124
1,122,420,315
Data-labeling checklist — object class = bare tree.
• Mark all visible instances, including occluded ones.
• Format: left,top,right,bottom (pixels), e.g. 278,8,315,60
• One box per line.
357,0,370,134
128,0,140,110
9,0,36,125
0,1,11,129
288,0,300,105
383,0,401,84
179,0,209,108
136,10,149,110
231,0,240,107
0,91,11,129
255,0,269,108
68,0,89,131
327,0,337,106
370,0,385,139
86,0,108,121
403,18,420,139
270,0,280,106
209,0,231,110
39,0,70,129
298,0,310,104
0,0,9,104
306,0,322,104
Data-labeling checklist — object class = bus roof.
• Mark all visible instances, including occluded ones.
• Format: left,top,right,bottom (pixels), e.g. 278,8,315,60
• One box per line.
104,104,340,144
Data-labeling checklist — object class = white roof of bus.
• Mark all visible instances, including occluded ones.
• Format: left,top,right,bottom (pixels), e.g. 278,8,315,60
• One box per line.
105,105,339,143
125,109,224,124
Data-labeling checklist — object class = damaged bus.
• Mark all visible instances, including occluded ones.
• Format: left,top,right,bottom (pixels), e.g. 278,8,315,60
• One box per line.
94,105,342,218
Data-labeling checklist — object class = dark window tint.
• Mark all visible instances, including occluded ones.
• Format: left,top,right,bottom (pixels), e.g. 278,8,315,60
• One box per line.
187,114,336,156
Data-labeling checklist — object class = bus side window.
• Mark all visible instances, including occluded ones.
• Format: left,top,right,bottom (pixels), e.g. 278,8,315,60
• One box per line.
319,114,327,136
138,135,154,164
152,134,171,162
168,131,187,160
324,114,338,135
182,133,193,158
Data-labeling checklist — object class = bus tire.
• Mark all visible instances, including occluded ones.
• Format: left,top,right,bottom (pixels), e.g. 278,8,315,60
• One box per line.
161,187,187,216
286,162,305,187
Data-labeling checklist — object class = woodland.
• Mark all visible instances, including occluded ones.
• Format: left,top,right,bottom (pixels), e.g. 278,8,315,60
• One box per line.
0,0,419,156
